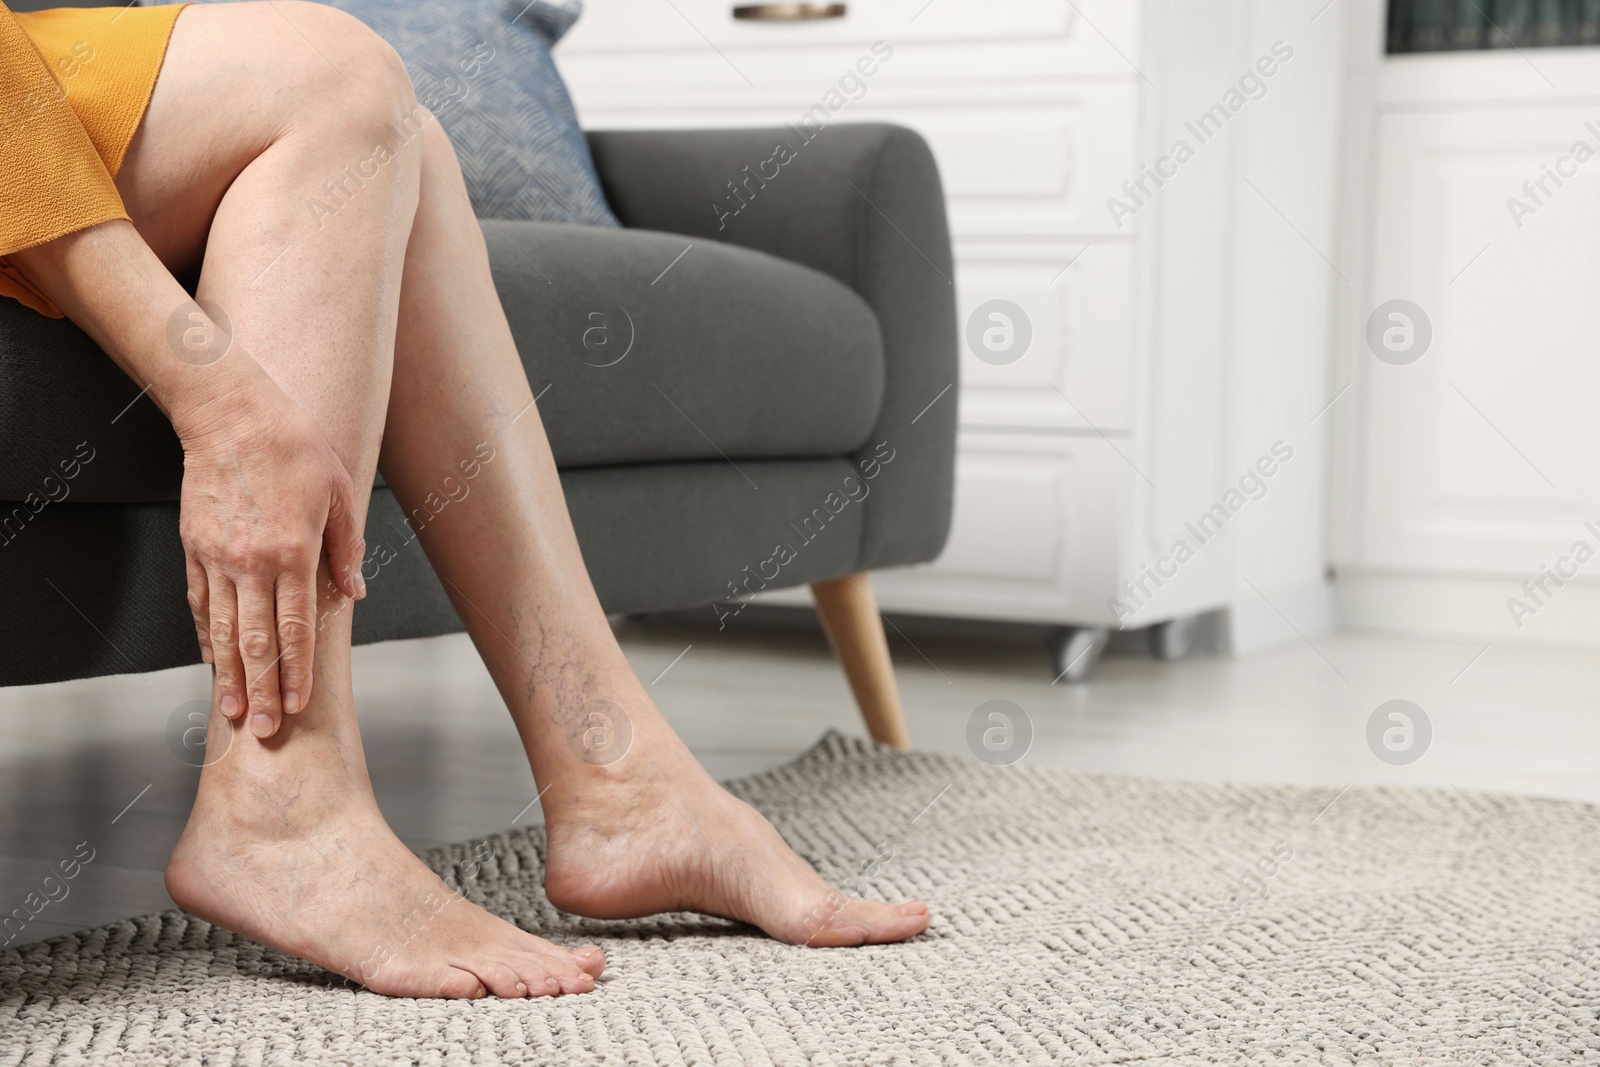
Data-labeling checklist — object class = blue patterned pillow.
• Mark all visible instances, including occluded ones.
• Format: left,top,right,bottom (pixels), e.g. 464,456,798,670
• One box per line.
195,0,619,226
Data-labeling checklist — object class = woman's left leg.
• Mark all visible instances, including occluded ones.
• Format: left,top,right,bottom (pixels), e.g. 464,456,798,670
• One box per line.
374,120,929,947
103,1,607,997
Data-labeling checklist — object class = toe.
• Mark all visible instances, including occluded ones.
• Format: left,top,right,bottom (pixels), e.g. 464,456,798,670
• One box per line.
510,958,563,999
553,964,597,995
435,967,489,999
804,898,928,947
860,899,929,943
571,945,607,978
472,960,530,999
530,949,597,995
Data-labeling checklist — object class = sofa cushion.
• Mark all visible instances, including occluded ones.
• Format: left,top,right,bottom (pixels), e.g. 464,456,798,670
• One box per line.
0,459,872,685
0,222,885,502
488,220,885,471
192,0,619,227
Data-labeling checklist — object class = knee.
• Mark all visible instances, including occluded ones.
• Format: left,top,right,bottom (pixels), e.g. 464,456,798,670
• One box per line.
269,2,416,143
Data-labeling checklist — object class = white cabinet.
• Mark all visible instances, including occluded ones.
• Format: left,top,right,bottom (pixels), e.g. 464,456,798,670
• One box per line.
870,433,1123,621
1332,0,1600,644
559,1,1343,655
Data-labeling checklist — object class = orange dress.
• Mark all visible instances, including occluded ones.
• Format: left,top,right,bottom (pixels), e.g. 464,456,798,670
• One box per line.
0,1,187,316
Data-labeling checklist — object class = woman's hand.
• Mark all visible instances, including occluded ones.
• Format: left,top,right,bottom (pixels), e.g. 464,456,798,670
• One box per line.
176,365,366,739
4,221,365,737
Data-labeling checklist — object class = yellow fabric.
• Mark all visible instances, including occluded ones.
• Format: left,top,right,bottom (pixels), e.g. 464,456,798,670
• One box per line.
0,2,187,317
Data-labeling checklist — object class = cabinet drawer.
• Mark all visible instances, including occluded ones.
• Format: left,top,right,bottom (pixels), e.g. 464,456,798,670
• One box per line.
862,89,1136,237
560,0,1137,74
560,86,1139,238
869,433,1125,623
956,240,1135,432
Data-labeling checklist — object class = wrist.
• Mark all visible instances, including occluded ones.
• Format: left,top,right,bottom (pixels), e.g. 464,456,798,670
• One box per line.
161,349,270,448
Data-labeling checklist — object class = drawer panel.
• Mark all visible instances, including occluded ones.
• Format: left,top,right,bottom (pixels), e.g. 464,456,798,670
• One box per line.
873,94,1135,236
560,87,1139,237
956,240,1136,431
869,432,1125,623
560,0,1137,73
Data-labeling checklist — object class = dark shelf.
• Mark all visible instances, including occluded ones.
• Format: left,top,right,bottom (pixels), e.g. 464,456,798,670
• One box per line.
1387,0,1600,53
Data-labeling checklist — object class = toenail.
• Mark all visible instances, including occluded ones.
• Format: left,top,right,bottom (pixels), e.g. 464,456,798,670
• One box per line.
250,713,272,737
515,982,527,995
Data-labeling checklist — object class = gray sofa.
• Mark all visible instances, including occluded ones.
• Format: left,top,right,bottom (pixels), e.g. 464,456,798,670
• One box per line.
0,124,958,704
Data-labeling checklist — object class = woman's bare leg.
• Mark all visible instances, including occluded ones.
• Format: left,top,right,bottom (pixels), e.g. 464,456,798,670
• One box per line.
108,3,602,997
376,123,928,946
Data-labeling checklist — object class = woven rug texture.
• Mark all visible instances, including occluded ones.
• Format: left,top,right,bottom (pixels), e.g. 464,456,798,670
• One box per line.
3,732,1600,1066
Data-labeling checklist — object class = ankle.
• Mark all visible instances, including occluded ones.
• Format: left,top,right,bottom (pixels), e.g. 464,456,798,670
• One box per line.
191,719,372,823
522,681,698,785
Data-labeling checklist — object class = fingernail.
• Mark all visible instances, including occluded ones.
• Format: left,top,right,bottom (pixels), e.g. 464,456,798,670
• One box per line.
220,694,239,717
200,647,213,665
284,691,301,714
356,574,368,599
250,713,272,737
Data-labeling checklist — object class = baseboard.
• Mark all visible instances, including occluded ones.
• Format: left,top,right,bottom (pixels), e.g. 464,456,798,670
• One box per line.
1213,579,1339,656
645,585,1341,659
1339,569,1600,647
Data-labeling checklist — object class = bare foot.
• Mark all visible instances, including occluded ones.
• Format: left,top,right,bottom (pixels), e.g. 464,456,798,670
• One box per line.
167,713,605,999
542,733,929,947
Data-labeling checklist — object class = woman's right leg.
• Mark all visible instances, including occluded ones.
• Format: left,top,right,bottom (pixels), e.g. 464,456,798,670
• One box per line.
107,2,602,998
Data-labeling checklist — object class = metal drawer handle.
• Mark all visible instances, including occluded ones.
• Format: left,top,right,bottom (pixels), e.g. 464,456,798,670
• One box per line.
733,3,847,20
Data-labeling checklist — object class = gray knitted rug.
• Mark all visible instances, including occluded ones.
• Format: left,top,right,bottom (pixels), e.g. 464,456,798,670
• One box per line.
4,732,1600,1066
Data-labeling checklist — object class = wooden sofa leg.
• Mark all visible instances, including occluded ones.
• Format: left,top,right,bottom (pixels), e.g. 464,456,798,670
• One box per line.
810,572,911,750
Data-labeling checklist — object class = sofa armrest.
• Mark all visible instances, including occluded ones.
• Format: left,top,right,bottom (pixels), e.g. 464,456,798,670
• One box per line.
585,123,958,570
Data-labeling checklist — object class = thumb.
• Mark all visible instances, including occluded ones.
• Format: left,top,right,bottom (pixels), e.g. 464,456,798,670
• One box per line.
324,474,367,600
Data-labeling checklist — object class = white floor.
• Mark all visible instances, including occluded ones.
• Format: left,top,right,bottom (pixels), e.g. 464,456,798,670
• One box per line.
4,617,1599,948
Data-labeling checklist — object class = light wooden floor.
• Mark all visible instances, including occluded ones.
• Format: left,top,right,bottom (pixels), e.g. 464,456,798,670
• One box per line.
4,616,1600,948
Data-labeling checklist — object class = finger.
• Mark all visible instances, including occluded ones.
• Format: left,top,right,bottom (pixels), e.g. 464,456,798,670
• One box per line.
275,568,317,716
323,474,367,600
236,579,282,738
185,555,213,665
208,575,246,721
